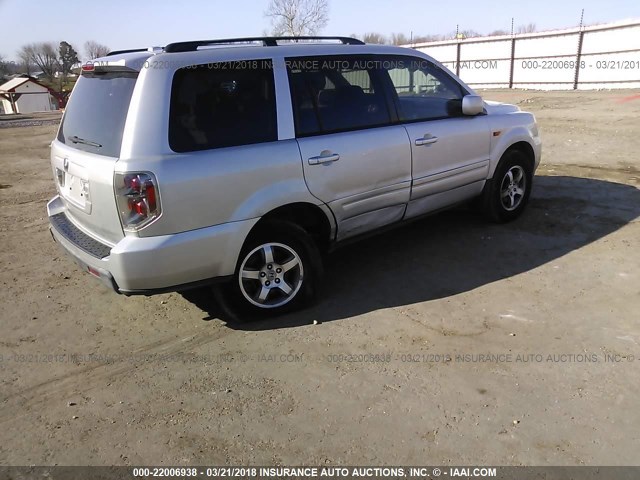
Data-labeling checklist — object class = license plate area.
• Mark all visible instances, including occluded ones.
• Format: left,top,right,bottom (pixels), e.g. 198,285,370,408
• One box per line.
55,157,92,213
59,171,89,208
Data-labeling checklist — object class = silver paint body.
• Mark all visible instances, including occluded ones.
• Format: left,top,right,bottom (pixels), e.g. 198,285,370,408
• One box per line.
47,43,542,293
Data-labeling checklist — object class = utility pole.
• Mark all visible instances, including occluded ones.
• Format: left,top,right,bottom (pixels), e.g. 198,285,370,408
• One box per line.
509,18,516,88
573,8,585,90
455,25,461,76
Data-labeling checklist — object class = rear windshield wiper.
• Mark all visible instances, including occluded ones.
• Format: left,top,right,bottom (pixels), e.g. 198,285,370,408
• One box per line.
69,135,102,148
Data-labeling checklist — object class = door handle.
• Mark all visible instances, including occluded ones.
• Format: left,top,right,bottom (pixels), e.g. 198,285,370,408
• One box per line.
308,153,340,165
415,136,438,146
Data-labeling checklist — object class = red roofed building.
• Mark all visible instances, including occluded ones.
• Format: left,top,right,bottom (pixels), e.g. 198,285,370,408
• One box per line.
0,76,58,114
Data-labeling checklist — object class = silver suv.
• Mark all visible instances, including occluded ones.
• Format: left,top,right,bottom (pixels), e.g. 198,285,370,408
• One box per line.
47,36,541,318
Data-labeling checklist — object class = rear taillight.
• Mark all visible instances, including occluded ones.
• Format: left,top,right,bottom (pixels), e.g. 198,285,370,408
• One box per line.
115,172,161,231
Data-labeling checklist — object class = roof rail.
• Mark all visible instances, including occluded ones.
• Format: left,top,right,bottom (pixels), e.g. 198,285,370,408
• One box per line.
164,36,364,53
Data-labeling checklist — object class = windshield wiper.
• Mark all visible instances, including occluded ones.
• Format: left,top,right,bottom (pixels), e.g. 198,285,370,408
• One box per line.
69,135,102,148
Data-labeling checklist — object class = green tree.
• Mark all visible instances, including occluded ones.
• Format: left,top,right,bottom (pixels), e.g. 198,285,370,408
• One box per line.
59,41,79,76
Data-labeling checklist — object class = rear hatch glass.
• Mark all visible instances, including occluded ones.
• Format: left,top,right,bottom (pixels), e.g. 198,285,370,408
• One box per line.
57,70,137,158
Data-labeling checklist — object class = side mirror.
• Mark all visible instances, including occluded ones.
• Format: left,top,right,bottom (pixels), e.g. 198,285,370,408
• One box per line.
462,95,484,116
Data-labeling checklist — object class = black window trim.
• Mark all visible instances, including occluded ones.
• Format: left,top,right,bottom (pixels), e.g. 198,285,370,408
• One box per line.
285,54,399,139
168,59,278,153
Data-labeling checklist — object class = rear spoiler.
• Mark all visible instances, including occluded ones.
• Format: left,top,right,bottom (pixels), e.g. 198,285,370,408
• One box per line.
81,58,140,75
106,48,149,56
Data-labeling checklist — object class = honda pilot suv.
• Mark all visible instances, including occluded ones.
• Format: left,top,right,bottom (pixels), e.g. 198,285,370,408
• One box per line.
47,36,541,317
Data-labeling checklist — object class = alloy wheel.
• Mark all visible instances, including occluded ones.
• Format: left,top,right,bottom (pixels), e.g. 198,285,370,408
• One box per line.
238,242,304,309
500,165,527,211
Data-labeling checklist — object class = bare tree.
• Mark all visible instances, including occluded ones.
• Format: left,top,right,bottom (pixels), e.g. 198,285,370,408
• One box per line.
489,29,510,36
455,29,480,39
362,32,387,44
413,34,447,43
517,23,536,34
265,0,329,36
390,33,409,45
19,43,59,81
17,48,34,75
84,40,110,60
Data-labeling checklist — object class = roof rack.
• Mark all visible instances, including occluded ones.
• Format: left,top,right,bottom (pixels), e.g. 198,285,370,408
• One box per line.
164,36,364,53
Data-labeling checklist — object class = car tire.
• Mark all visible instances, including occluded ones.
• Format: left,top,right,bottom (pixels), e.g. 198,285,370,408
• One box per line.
218,220,323,321
482,149,533,223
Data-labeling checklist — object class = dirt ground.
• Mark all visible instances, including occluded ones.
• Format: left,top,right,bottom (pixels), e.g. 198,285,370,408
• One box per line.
0,90,639,467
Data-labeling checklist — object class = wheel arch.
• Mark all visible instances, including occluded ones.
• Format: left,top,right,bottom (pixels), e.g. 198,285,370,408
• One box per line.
504,141,535,171
490,139,536,179
247,202,336,254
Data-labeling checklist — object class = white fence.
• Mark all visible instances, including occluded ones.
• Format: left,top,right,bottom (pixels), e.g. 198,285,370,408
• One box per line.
409,19,640,90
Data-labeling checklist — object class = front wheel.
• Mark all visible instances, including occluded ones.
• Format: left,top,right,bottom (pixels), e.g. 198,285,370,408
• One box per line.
482,150,533,223
219,221,323,321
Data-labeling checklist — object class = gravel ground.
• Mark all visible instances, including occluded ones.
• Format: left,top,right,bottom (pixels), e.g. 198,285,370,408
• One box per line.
0,112,62,129
0,90,638,466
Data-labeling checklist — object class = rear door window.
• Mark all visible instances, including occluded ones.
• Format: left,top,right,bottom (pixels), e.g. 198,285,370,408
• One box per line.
169,60,277,152
57,70,137,158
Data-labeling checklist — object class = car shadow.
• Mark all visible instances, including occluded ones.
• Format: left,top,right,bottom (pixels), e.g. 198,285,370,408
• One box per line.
181,175,640,329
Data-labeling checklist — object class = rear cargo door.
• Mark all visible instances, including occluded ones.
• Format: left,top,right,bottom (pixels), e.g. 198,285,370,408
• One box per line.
53,68,138,245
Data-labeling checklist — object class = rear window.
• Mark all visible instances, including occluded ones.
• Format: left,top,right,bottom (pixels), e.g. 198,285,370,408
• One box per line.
57,71,137,158
169,61,277,152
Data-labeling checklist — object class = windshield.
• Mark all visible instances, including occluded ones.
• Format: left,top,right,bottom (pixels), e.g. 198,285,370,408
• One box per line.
57,71,137,157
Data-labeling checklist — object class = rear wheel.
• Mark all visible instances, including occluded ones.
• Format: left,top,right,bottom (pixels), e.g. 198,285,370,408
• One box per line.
219,221,323,320
239,242,305,309
482,150,533,222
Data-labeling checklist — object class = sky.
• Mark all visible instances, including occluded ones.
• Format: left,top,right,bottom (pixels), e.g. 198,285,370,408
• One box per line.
0,0,638,61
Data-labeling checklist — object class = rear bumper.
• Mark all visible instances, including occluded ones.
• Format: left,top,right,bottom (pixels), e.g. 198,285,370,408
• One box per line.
47,195,257,294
